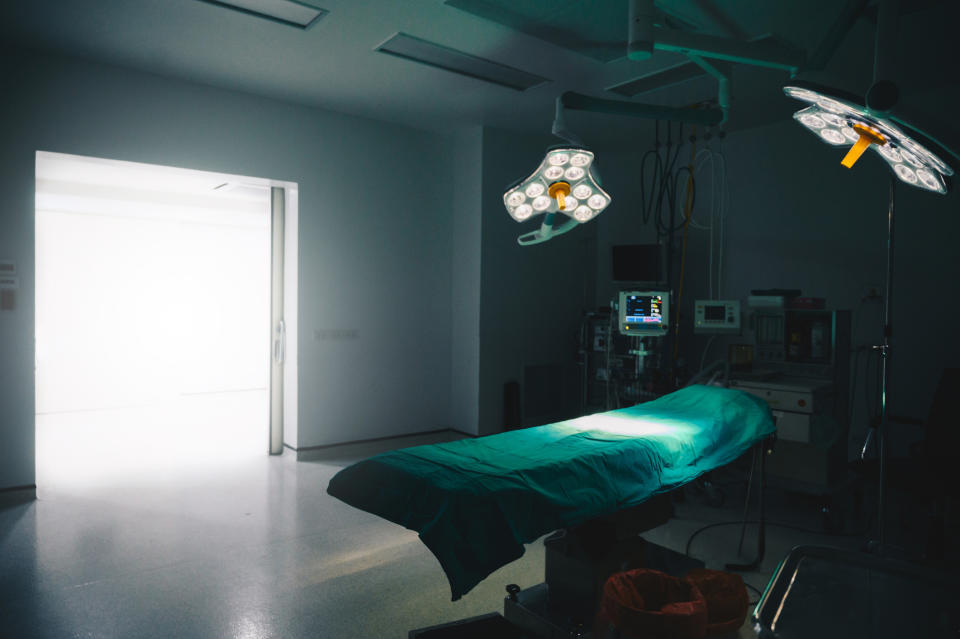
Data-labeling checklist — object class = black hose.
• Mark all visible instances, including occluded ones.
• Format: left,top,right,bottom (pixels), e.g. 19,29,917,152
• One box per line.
640,149,663,225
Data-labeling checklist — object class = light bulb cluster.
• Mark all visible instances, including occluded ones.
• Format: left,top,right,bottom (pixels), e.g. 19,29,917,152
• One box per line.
785,86,953,194
503,148,611,224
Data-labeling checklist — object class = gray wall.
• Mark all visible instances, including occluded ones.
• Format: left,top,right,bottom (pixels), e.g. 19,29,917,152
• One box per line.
449,127,483,435
0,48,456,489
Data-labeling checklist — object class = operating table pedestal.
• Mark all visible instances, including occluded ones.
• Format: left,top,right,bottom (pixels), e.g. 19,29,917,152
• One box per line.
504,494,704,638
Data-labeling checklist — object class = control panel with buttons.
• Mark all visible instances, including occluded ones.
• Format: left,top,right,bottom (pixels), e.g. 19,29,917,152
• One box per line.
694,299,741,334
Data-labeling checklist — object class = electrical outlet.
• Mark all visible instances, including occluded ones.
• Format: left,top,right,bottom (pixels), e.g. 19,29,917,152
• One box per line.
0,289,14,311
862,286,883,301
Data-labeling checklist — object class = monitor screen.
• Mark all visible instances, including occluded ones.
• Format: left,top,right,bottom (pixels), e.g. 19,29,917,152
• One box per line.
704,304,726,321
612,244,662,282
624,294,664,325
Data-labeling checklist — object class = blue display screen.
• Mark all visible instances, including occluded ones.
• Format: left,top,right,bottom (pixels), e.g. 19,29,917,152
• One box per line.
625,295,663,324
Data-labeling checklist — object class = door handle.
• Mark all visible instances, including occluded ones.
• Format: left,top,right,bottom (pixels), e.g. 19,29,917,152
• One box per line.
274,319,286,364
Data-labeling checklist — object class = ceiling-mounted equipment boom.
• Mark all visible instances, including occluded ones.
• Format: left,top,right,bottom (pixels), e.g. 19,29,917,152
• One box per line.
627,0,804,73
557,92,723,127
621,0,802,126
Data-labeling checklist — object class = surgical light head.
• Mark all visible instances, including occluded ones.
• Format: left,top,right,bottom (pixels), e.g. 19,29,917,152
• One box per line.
784,84,953,195
503,147,612,246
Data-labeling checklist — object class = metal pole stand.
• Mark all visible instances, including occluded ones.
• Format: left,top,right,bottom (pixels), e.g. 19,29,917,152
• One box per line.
861,176,895,554
726,436,772,572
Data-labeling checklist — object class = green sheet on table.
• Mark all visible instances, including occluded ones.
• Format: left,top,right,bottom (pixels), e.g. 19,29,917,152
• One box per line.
327,385,774,600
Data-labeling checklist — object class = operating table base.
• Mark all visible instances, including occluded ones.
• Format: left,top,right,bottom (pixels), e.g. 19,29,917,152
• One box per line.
504,539,705,639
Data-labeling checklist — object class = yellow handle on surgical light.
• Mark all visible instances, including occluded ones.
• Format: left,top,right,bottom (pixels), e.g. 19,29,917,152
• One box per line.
842,124,887,168
548,181,571,210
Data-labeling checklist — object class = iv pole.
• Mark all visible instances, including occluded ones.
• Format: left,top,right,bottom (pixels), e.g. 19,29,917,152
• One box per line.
871,176,894,548
862,0,899,550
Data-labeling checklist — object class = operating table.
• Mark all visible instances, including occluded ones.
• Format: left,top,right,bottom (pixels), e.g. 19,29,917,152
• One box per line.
327,384,775,601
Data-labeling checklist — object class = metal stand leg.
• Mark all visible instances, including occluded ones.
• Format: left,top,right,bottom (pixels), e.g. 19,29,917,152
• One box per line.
727,439,768,571
864,175,895,554
736,445,758,555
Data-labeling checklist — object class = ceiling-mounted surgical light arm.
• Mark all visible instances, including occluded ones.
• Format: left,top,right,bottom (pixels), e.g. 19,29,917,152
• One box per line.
872,0,898,96
551,96,585,148
558,91,723,127
627,0,805,74
686,55,732,126
516,214,579,246
862,0,958,166
804,0,870,72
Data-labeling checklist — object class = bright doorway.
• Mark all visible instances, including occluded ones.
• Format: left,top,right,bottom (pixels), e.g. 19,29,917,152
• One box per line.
35,152,292,486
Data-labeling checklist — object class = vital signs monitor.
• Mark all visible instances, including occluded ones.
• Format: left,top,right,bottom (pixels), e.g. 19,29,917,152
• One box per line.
618,291,669,336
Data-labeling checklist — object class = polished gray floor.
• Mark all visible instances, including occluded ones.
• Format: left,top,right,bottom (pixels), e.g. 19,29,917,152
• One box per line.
0,432,922,639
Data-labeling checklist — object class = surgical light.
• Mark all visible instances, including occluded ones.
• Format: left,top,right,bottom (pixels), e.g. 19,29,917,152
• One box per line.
900,149,922,169
588,194,607,209
543,166,565,180
799,113,826,129
513,204,534,221
506,191,525,207
820,112,844,127
525,183,545,198
818,128,846,146
784,85,953,195
547,182,571,210
916,169,940,191
503,147,612,246
574,206,594,222
877,145,901,163
840,126,861,143
570,153,591,167
893,164,917,184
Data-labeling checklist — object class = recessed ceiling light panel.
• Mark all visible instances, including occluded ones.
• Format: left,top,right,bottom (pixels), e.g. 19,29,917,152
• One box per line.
198,0,328,30
375,33,548,92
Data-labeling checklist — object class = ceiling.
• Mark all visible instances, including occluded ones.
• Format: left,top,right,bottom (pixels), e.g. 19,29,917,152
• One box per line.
3,0,958,148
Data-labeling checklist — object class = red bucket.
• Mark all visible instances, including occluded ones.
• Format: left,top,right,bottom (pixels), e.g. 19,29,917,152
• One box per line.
685,569,749,636
598,568,708,639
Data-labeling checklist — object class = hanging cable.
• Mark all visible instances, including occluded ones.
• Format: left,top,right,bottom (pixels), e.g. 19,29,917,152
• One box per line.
687,149,714,231
707,147,715,299
655,123,690,239
639,149,663,225
716,146,728,299
673,127,698,361
699,335,717,372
